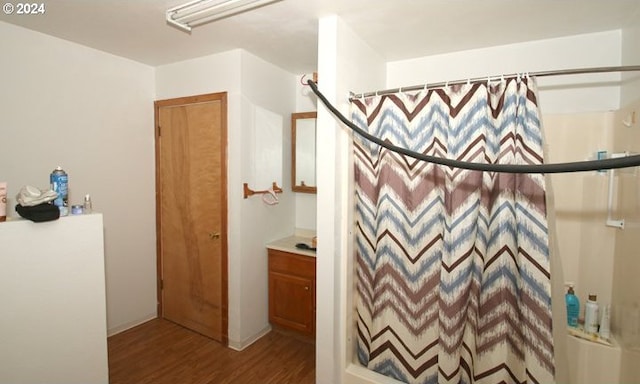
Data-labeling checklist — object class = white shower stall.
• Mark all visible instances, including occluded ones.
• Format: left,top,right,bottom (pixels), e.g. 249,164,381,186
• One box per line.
314,16,640,384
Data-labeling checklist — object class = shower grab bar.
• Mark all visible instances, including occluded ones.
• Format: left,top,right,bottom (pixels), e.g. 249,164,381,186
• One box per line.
606,152,627,229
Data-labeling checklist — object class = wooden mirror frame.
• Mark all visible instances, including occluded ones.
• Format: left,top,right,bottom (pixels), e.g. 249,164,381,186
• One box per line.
291,111,317,194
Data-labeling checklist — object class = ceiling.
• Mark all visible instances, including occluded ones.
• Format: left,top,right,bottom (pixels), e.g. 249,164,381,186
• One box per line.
1,0,639,74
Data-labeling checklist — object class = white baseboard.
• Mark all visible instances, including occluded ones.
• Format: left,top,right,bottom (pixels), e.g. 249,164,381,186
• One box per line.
227,325,272,351
108,314,272,351
107,312,157,337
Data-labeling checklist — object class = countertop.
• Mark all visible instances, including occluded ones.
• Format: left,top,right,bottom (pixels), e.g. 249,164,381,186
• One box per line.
266,235,316,258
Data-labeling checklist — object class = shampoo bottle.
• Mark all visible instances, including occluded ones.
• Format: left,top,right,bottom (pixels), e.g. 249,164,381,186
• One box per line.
565,283,580,327
584,294,599,334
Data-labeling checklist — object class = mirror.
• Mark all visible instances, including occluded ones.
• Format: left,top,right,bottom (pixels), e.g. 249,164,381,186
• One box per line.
291,111,317,193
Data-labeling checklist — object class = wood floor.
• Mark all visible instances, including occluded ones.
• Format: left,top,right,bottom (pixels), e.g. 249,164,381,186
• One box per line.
108,318,315,384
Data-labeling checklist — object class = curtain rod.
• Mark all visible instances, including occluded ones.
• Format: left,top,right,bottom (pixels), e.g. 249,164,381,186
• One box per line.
349,65,640,100
308,79,640,174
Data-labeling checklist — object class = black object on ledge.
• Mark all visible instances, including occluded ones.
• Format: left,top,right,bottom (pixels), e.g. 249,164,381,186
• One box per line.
295,243,316,252
15,203,60,222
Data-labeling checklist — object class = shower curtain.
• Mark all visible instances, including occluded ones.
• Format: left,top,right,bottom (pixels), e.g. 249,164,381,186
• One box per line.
352,78,554,384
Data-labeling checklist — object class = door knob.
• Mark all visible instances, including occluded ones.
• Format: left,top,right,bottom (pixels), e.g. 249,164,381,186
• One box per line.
209,232,221,240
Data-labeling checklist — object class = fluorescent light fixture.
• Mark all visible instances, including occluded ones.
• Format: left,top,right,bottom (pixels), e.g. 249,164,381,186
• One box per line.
166,0,279,32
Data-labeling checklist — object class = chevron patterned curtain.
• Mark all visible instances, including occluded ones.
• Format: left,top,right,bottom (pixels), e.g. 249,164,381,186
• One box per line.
352,78,554,384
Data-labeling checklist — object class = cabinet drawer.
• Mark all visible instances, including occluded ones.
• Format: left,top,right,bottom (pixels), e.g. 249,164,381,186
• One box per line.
268,249,315,278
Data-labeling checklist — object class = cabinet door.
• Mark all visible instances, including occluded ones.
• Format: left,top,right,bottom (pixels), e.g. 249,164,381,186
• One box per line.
269,271,314,335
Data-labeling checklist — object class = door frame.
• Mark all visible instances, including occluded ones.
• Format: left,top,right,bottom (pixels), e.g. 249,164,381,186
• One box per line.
154,92,229,345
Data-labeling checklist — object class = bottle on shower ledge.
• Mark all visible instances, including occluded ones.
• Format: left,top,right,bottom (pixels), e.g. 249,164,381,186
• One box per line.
565,283,580,327
584,294,600,334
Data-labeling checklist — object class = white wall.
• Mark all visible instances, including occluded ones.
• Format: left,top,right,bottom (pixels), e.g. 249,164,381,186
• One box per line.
0,22,157,335
155,49,242,98
621,24,640,106
156,49,296,349
238,50,296,347
294,73,318,231
387,30,622,114
316,15,387,384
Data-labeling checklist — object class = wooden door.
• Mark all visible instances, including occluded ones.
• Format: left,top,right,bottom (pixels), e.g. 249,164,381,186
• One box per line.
155,93,228,344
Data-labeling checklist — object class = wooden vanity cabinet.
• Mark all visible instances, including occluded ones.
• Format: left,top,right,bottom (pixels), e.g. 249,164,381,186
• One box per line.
268,249,316,337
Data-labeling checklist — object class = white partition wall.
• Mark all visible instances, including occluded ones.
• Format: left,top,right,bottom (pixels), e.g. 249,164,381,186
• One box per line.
315,15,387,384
0,214,108,384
